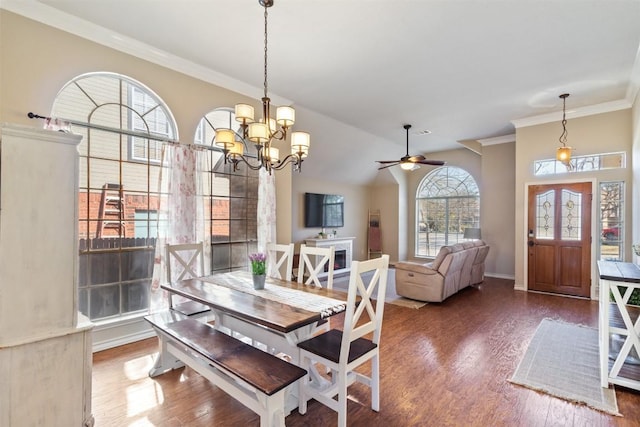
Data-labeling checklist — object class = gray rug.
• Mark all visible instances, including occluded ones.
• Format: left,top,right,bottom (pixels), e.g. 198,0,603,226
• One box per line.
332,268,426,309
510,318,620,416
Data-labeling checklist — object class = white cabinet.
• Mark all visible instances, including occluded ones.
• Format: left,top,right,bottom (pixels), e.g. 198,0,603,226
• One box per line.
0,124,94,426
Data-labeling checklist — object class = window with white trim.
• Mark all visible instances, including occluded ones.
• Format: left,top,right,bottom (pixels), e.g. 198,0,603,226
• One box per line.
415,166,480,257
52,72,176,321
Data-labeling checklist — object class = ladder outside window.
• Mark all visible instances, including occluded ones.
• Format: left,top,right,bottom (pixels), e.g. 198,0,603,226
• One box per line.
97,183,125,238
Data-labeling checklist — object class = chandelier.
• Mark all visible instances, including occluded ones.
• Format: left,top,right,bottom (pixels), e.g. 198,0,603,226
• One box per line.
214,0,310,174
556,93,572,165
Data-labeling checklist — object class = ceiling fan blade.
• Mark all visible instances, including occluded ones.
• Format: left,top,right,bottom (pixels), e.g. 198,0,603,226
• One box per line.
376,160,401,164
417,159,446,166
377,162,399,170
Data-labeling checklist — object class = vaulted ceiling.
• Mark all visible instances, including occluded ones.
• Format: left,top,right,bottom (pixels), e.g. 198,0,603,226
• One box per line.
5,0,640,184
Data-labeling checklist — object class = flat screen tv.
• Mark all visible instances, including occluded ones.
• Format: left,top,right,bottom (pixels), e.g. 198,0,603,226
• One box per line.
304,192,344,228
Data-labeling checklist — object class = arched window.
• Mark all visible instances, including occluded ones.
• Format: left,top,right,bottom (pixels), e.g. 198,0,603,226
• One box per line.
416,166,480,257
52,72,177,321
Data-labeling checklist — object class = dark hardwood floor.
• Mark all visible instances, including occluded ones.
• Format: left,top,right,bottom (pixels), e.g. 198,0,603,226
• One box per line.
93,277,640,426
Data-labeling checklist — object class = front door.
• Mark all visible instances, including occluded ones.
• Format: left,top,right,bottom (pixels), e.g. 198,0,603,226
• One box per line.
527,182,592,297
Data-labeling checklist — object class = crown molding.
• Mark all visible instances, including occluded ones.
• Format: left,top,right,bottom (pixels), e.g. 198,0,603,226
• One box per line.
511,99,631,129
477,134,516,146
0,0,292,106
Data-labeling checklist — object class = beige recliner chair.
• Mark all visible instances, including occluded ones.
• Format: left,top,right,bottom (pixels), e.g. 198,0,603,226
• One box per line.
394,240,489,302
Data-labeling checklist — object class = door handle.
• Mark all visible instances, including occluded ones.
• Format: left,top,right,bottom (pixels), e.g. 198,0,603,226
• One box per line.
528,240,535,247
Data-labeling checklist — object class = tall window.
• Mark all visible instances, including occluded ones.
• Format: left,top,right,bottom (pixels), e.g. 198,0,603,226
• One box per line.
52,72,177,321
599,181,624,261
196,109,259,272
416,166,480,257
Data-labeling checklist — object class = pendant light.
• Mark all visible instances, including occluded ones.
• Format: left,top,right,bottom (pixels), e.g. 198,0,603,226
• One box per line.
556,93,572,165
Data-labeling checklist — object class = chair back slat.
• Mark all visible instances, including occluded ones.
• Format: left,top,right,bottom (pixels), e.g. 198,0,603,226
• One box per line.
166,242,205,283
341,255,389,364
266,242,294,280
297,244,335,289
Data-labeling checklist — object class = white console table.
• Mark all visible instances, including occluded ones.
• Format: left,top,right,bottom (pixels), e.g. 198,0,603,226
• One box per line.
304,237,355,277
597,261,640,392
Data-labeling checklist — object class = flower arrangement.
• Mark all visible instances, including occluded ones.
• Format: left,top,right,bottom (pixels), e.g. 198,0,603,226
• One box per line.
249,252,266,276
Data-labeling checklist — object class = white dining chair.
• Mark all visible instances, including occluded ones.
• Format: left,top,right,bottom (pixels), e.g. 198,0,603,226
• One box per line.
165,242,211,318
297,254,390,427
297,244,335,289
298,244,336,336
266,242,295,281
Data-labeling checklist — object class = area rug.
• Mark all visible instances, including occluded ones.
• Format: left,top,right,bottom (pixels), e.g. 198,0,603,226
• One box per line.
332,268,427,309
509,318,620,416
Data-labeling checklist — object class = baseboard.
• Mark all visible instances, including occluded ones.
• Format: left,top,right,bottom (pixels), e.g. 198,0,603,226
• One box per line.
91,316,155,353
93,329,156,353
485,272,515,280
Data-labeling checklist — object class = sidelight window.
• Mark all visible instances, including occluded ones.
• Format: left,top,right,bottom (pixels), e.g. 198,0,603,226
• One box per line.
599,181,624,261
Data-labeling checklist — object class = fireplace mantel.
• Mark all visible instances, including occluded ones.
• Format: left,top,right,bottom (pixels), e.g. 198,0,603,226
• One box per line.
304,237,355,277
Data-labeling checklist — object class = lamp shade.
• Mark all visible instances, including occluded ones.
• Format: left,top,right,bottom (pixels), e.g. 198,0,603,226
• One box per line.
400,162,419,171
214,129,235,149
276,106,295,127
248,122,270,144
463,227,482,240
291,131,310,158
229,140,244,157
556,146,572,164
234,104,255,123
267,146,280,163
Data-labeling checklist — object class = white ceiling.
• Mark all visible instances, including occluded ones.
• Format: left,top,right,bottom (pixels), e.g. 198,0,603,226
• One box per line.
5,0,640,184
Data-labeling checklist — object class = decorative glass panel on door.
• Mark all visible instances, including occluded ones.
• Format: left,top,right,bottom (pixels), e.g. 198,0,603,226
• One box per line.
561,189,581,240
536,190,555,239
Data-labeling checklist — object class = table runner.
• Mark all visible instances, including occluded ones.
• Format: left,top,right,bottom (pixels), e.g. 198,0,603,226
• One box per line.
201,272,347,319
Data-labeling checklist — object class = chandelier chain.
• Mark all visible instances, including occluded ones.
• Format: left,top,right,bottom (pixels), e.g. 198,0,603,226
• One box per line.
263,5,269,99
559,94,568,147
215,0,310,174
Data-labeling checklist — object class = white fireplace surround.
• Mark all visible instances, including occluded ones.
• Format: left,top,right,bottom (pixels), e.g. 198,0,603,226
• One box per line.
304,237,355,277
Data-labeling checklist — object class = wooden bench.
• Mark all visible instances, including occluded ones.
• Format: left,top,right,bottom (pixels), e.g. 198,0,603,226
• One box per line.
145,311,307,427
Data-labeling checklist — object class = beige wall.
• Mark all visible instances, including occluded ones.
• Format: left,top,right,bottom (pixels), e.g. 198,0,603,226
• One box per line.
368,181,400,263
291,176,369,260
481,142,516,277
514,109,633,293
0,11,255,139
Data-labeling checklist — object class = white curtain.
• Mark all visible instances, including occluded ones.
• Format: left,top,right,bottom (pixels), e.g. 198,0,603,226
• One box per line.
150,143,210,312
258,168,277,277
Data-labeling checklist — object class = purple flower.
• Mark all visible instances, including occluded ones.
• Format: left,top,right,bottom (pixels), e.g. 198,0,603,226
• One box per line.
249,252,266,275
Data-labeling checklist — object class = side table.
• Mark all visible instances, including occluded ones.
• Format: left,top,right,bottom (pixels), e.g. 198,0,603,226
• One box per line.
597,261,640,391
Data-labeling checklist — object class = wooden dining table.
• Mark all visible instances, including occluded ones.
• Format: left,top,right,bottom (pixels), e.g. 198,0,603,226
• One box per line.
158,270,350,407
162,270,348,339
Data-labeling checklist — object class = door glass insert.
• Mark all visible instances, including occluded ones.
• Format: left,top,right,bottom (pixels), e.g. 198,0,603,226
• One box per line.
561,190,582,240
536,190,555,239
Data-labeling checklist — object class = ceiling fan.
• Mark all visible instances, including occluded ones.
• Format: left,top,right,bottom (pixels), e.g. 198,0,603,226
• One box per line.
376,124,445,170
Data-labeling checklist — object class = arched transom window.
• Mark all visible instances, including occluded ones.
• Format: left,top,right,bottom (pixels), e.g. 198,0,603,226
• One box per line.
416,166,480,257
